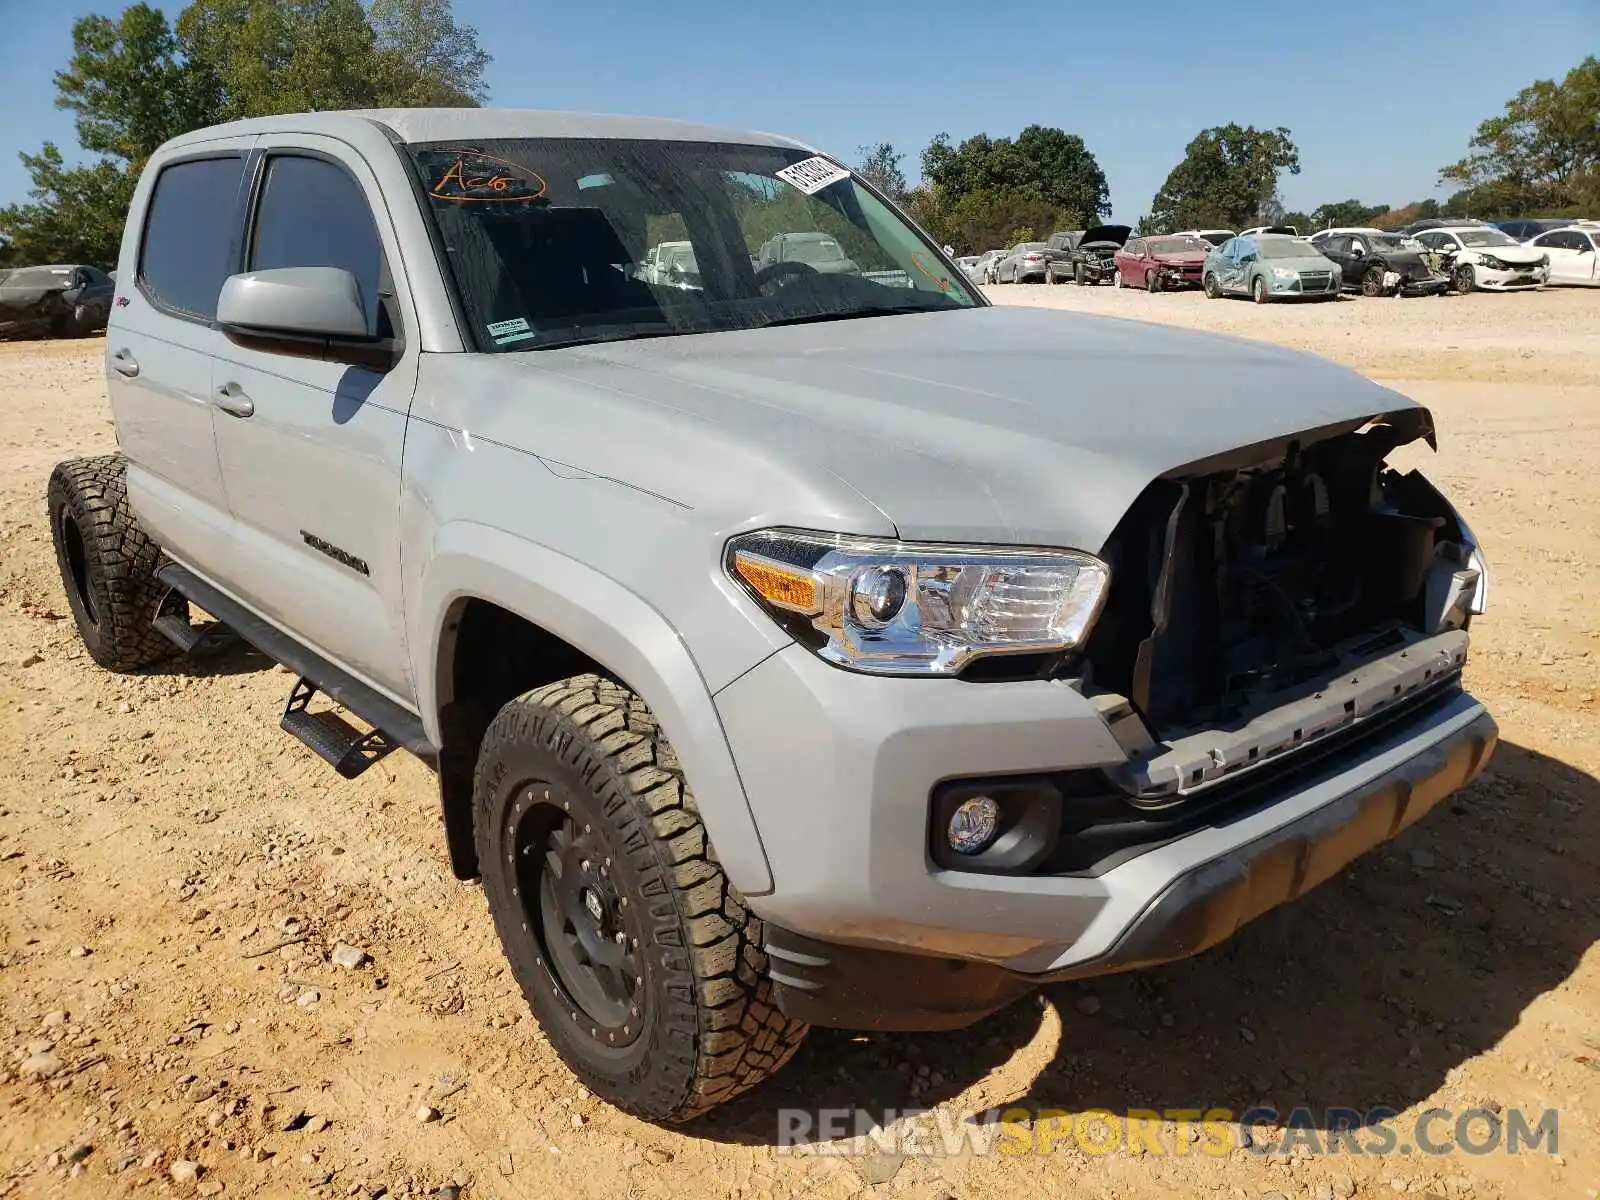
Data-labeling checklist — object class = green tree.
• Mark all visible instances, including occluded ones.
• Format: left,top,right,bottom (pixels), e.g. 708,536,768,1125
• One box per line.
1147,124,1301,231
1306,199,1389,230
914,126,1110,252
0,145,136,265
1441,56,1600,215
855,143,907,199
0,0,490,267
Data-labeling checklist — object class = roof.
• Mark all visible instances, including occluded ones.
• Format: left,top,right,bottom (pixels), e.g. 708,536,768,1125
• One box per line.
160,107,812,153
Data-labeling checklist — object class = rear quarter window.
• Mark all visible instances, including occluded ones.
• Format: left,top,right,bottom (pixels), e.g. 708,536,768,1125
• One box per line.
139,156,247,320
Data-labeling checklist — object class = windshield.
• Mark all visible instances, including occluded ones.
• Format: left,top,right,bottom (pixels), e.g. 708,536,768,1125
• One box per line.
1457,229,1519,248
2,267,73,288
407,139,979,352
1256,239,1319,259
1148,237,1205,255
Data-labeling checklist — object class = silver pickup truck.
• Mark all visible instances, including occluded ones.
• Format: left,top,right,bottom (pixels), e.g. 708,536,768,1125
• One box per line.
49,107,1496,1124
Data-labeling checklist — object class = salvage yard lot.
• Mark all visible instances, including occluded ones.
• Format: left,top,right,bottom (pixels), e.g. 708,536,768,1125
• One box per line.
1,288,1598,1199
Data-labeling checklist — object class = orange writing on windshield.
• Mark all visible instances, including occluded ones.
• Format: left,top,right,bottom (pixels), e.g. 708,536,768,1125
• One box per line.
430,151,547,203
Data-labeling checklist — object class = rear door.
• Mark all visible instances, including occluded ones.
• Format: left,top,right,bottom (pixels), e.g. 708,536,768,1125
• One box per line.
209,136,421,701
110,148,253,573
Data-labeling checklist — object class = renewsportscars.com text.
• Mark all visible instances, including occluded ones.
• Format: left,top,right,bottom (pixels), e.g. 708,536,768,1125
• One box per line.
777,1106,1559,1158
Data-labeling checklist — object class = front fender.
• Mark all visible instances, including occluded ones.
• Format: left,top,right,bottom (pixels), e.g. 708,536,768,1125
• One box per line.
411,521,775,896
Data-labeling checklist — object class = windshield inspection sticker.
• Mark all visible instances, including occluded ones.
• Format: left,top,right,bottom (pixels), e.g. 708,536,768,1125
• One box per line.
487,316,535,345
775,156,851,195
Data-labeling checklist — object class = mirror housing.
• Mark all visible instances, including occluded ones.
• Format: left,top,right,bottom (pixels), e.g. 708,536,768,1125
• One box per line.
218,267,394,368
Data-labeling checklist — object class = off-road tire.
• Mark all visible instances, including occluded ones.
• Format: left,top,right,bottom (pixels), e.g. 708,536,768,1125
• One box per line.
474,675,808,1123
1252,275,1271,304
1203,272,1222,299
47,455,172,672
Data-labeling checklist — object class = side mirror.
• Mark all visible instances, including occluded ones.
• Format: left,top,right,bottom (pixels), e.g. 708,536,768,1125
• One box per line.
218,267,389,367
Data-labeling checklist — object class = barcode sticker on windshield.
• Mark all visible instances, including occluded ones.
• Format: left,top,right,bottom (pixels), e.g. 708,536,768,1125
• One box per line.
775,156,851,195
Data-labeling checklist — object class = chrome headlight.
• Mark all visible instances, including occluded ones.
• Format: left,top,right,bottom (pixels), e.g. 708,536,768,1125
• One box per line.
1271,267,1297,280
726,529,1110,676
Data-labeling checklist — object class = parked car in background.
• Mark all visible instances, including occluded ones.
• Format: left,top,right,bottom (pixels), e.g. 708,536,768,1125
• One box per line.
1239,224,1298,238
1411,226,1549,292
1308,226,1384,244
1064,224,1132,284
1494,218,1574,242
1402,217,1490,235
970,248,1008,283
1112,234,1211,291
641,240,702,288
0,264,114,340
1041,230,1083,283
994,241,1049,283
955,255,981,280
1528,226,1600,286
755,231,861,276
1176,228,1235,247
1203,234,1341,303
1315,231,1449,297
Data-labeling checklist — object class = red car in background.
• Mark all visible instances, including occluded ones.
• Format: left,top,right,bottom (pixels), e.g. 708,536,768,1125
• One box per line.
1113,234,1212,292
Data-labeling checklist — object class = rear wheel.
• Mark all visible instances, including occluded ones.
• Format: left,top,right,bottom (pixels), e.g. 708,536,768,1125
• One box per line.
1361,264,1387,297
474,675,808,1123
1203,272,1222,299
1251,275,1271,304
47,455,173,672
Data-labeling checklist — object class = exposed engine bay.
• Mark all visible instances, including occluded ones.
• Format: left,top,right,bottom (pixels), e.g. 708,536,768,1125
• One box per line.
1085,411,1483,800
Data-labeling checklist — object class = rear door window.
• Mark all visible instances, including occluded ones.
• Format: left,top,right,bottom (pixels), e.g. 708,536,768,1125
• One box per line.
139,156,247,320
248,154,387,337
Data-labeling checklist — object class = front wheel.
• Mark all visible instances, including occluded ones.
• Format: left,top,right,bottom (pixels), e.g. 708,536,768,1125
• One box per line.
1203,272,1222,299
1453,263,1476,294
474,675,808,1123
1074,263,1086,285
1146,270,1162,293
1251,275,1271,304
1113,269,1124,289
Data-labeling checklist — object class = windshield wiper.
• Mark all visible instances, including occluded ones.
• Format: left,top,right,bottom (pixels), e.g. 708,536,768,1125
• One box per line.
509,325,683,352
753,303,952,330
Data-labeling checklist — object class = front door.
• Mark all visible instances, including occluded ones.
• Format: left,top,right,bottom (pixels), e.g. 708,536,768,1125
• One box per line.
108,147,254,573
209,136,420,702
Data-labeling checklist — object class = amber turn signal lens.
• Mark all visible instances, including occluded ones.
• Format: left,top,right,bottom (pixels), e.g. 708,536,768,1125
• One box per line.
732,551,821,614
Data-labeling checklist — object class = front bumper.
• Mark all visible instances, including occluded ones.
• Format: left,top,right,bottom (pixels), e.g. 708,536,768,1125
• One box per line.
1475,263,1548,289
716,644,1495,1029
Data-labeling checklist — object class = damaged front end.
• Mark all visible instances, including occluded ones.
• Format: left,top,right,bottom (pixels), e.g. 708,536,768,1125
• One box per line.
1084,408,1486,803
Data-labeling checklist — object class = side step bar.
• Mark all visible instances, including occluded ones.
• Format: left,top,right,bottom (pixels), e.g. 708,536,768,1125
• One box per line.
154,563,437,773
152,588,240,655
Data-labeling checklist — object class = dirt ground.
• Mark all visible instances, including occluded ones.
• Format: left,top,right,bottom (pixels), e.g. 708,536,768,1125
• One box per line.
1,285,1597,1200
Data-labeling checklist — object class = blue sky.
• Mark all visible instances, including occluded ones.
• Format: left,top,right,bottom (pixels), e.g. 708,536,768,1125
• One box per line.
2,0,1596,224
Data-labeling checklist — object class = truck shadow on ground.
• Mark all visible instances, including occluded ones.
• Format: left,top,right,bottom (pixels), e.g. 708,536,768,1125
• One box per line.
696,739,1598,1145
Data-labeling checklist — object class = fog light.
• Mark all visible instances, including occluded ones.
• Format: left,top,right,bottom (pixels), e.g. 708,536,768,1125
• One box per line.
947,795,1000,855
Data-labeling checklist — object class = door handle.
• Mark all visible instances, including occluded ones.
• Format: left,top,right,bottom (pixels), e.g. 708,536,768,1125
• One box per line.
111,349,139,378
213,383,255,418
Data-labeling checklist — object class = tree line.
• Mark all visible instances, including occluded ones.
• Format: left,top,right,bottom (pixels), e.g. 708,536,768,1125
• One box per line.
861,56,1598,251
1,25,1594,268
0,0,489,266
